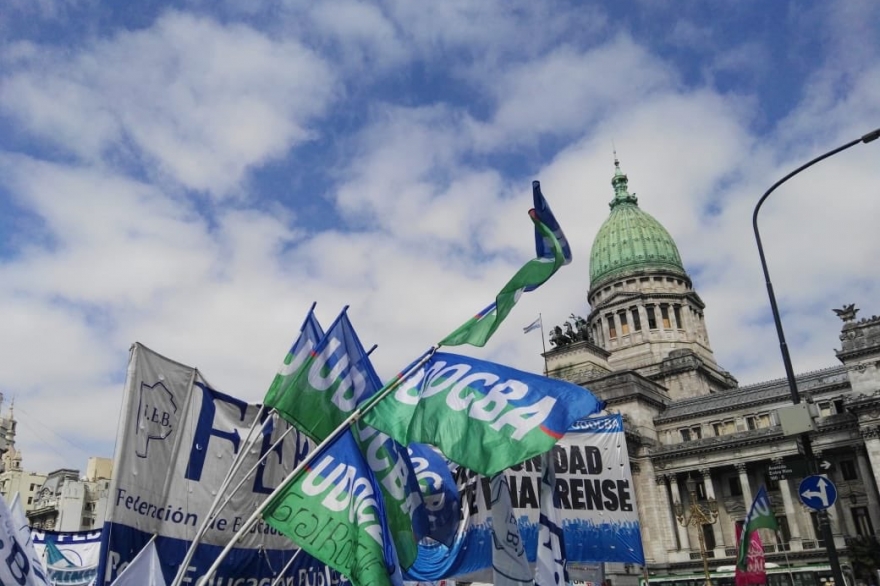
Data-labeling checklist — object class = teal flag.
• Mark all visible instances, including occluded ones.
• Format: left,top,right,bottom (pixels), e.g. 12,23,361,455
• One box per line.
362,352,602,476
441,182,568,348
263,304,324,412
440,210,564,347
263,308,429,569
736,486,778,571
263,431,402,586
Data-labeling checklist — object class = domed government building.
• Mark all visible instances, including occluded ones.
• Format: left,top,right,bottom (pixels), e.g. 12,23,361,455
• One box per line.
543,159,880,586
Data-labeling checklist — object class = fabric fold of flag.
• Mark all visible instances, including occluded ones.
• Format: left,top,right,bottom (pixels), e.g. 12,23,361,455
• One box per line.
440,182,567,348
262,431,403,586
363,351,602,476
490,473,533,586
263,308,430,569
0,493,49,586
109,540,166,586
535,451,568,586
736,486,778,572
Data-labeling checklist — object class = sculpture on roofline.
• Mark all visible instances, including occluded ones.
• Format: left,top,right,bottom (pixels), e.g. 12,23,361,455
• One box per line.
833,304,859,323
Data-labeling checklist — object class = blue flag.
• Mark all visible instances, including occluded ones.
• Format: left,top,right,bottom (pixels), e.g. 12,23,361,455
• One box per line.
528,181,571,292
408,443,460,547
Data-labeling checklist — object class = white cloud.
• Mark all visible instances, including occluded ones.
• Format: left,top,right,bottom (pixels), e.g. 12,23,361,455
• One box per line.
1,1,880,476
0,11,338,197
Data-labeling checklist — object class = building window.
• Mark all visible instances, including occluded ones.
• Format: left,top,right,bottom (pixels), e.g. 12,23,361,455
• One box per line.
817,402,833,417
660,305,671,328
840,460,858,481
713,420,735,436
703,524,716,550
746,414,771,430
679,426,702,442
777,515,791,547
809,513,825,545
606,315,617,339
833,399,845,414
631,309,642,331
27,497,32,505
646,306,657,329
728,477,742,497
618,311,629,335
673,305,682,328
853,507,874,536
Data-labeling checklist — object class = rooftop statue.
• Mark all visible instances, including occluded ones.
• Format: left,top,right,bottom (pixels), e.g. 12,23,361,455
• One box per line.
833,304,859,323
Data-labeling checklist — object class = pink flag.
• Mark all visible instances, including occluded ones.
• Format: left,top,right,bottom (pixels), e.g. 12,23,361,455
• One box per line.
735,521,767,586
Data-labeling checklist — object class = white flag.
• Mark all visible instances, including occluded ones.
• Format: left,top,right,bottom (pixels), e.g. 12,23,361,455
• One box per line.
490,473,534,586
535,452,568,586
0,493,50,586
523,316,542,334
110,539,166,586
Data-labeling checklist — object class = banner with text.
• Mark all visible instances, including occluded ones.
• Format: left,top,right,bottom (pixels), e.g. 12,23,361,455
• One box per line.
406,414,644,581
33,529,101,586
96,343,345,586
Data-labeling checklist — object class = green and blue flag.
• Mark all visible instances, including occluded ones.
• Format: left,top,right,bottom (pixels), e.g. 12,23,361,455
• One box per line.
440,181,568,347
363,351,602,476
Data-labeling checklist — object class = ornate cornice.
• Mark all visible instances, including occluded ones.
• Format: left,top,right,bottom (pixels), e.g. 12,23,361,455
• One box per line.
651,427,782,460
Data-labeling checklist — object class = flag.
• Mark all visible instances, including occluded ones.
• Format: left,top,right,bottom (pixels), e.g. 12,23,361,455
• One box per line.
523,317,542,334
0,493,49,586
440,182,566,348
535,451,568,586
529,180,572,274
109,540,166,586
490,473,533,586
736,486,778,572
734,520,767,586
363,351,602,476
263,430,403,586
264,309,429,568
408,443,461,547
264,308,366,442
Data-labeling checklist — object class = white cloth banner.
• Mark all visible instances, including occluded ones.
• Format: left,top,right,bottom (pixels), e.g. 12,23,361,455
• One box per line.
535,451,566,586
109,540,165,586
98,343,340,586
490,474,533,586
0,493,50,586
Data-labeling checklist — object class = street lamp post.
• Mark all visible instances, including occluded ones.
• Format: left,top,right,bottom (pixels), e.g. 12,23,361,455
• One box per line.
752,126,879,586
674,476,719,586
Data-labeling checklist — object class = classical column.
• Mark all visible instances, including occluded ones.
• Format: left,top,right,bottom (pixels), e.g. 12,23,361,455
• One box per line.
776,472,802,542
736,463,753,511
653,474,678,554
860,426,880,500
669,474,691,550
855,445,880,531
700,468,724,547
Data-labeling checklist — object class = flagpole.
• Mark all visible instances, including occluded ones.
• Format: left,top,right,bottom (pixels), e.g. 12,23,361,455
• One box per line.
777,530,795,586
270,549,303,586
198,345,438,586
172,303,319,586
539,313,548,375
171,407,271,586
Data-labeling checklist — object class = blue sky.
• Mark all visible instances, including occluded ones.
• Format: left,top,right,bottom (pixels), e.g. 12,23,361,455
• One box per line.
1,0,878,472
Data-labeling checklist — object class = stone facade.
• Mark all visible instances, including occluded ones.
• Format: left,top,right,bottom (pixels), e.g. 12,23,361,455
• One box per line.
544,163,880,585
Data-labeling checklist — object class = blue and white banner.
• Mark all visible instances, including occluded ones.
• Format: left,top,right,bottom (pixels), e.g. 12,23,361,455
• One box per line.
406,414,644,581
33,528,101,586
97,343,345,586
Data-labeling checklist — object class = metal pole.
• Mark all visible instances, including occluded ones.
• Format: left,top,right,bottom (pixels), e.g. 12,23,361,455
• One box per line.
752,126,879,586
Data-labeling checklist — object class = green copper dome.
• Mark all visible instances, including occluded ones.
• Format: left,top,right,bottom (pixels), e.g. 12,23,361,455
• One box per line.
589,159,687,288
